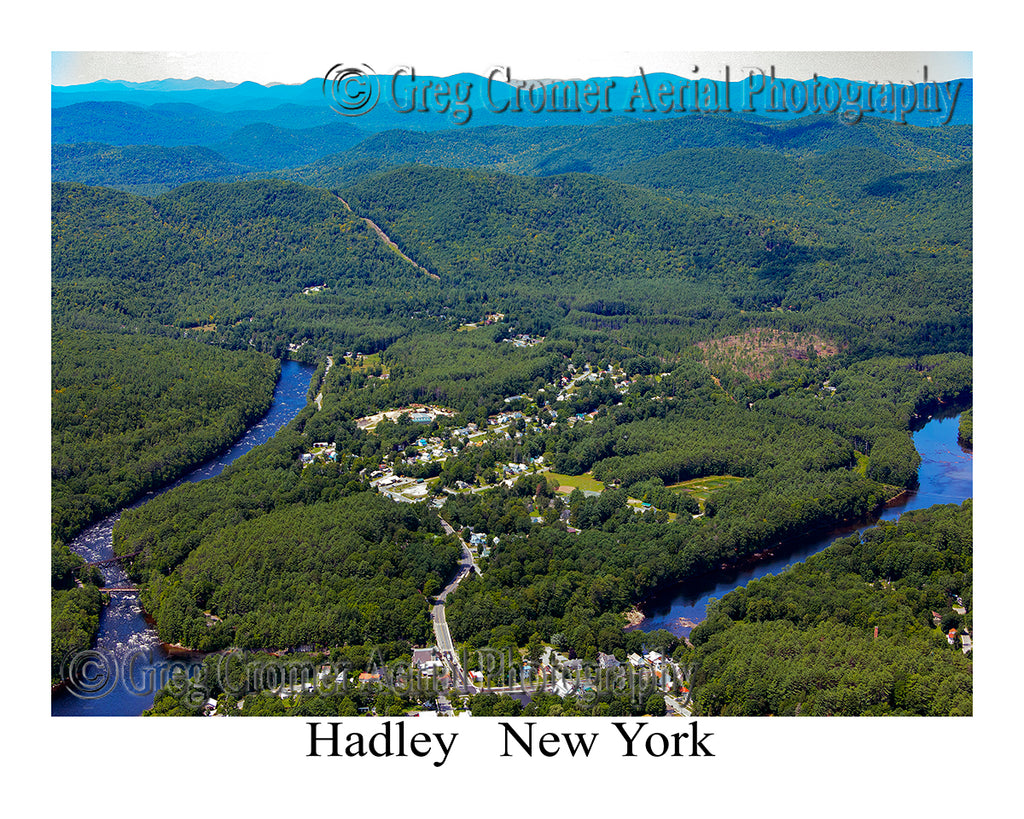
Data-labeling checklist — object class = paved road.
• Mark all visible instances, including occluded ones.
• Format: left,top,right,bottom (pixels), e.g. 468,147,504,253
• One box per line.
438,516,481,579
428,516,484,701
314,356,333,410
664,693,693,716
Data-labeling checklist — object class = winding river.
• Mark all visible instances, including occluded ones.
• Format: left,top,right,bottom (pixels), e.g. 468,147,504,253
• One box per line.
52,360,315,716
53,379,970,714
634,409,973,637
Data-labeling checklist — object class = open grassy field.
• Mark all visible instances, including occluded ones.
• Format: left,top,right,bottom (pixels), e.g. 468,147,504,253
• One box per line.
667,475,746,509
344,351,386,373
546,471,606,493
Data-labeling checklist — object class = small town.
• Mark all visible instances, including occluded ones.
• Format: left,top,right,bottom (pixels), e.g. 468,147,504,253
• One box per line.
200,641,694,718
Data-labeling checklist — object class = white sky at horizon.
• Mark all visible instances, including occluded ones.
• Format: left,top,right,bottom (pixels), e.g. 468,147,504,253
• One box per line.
51,50,972,87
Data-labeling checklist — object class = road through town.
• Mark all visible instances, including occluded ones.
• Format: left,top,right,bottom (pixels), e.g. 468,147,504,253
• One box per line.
429,517,482,701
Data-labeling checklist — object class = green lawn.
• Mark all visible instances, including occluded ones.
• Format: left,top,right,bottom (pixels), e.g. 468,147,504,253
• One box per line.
546,471,606,493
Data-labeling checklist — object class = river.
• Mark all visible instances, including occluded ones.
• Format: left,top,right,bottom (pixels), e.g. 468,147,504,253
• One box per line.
53,386,969,712
633,409,973,637
52,360,315,717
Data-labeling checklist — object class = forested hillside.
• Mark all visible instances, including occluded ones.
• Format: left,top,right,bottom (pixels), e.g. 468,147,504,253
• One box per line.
289,113,971,188
51,328,279,544
340,162,970,355
53,142,971,362
52,104,972,713
52,143,250,192
50,328,279,681
688,501,972,715
51,179,425,348
136,492,458,650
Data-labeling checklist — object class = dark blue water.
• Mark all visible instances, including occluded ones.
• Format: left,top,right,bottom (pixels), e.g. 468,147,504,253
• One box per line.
52,360,315,716
635,411,973,636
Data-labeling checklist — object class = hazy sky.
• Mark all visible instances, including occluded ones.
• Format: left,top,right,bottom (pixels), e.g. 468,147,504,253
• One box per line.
52,50,972,87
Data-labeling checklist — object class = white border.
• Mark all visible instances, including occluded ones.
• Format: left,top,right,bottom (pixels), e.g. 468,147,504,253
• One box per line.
17,2,1014,814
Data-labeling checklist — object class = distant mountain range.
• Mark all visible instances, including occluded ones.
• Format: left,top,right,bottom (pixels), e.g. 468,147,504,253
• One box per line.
51,72,972,193
64,77,240,92
53,72,972,128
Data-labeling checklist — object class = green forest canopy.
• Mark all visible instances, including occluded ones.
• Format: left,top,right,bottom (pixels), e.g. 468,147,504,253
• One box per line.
52,111,972,703
688,501,972,716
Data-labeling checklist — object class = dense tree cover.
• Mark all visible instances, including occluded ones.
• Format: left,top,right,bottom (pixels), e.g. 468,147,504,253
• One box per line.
52,519,104,681
343,165,808,294
340,163,970,357
111,393,431,580
53,118,970,360
125,491,457,651
51,179,426,342
455,686,671,717
610,146,971,242
51,328,279,544
542,353,968,491
54,110,971,703
53,101,262,146
51,584,103,683
443,476,888,660
52,107,972,363
52,541,94,590
688,501,972,715
48,118,374,186
287,113,970,188
209,122,367,171
378,330,562,412
50,329,278,681
959,408,973,448
55,101,968,191
52,143,249,191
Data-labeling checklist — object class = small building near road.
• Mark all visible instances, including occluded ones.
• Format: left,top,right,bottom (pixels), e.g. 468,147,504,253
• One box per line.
411,646,445,676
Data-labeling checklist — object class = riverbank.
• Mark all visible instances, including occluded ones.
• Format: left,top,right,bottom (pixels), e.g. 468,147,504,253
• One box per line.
53,361,317,716
632,412,972,637
622,607,645,627
625,499,894,632
52,342,281,548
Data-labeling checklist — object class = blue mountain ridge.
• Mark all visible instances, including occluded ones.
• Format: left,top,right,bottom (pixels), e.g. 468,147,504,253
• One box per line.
52,72,972,130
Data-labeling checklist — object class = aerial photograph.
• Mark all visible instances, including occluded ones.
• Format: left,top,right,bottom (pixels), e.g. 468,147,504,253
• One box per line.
34,11,1007,813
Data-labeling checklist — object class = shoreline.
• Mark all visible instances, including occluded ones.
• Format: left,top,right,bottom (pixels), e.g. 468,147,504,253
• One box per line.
624,489,927,636
622,606,645,628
